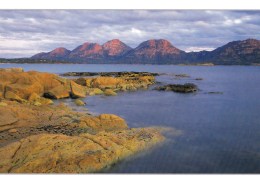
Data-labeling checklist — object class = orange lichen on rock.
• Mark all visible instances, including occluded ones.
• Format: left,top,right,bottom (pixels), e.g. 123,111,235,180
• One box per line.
0,69,67,100
0,100,165,173
73,74,155,93
77,114,128,131
0,68,89,101
0,128,164,173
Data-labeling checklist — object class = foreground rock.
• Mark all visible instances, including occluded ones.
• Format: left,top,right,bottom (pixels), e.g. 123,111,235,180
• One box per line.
154,83,198,93
0,100,127,143
0,100,166,173
0,128,163,173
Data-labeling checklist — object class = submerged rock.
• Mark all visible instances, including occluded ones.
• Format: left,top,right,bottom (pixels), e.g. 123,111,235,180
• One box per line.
104,89,117,96
154,83,198,93
175,74,190,78
74,99,85,106
89,88,104,96
206,91,223,95
195,78,203,80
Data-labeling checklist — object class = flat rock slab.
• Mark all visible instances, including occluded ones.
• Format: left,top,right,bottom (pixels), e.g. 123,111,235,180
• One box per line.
0,128,164,173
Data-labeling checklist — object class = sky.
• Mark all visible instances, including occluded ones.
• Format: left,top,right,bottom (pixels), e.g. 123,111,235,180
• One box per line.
0,10,260,58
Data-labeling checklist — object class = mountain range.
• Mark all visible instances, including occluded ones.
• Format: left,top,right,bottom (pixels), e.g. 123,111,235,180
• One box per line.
31,38,260,65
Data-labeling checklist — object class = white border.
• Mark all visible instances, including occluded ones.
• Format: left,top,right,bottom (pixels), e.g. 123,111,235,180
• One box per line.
1,0,260,183
1,175,260,184
0,0,260,9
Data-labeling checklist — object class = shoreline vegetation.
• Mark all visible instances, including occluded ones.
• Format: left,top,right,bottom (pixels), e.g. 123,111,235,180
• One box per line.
0,67,177,173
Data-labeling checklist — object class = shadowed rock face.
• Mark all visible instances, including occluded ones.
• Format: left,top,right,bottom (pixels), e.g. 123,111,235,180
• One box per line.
186,39,260,64
207,39,260,64
212,39,260,56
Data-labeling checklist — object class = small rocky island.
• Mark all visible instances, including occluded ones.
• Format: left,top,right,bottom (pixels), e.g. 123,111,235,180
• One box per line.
154,83,198,93
0,68,166,173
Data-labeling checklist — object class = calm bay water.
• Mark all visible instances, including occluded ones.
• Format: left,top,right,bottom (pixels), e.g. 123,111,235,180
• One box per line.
1,63,260,173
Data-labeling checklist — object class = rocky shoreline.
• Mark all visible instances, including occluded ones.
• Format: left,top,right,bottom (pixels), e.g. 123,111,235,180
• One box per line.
0,68,167,173
61,71,159,77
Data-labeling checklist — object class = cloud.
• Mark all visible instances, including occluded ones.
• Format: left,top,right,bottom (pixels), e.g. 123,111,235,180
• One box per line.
185,47,215,52
130,28,144,37
0,10,260,58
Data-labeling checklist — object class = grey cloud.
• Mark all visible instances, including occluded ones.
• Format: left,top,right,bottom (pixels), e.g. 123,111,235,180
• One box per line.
0,10,260,58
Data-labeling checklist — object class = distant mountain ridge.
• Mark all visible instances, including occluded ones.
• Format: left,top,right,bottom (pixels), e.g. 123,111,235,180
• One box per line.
31,38,260,65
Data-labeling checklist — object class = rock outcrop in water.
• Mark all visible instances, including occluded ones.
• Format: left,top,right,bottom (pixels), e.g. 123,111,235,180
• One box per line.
154,83,198,93
0,68,166,173
0,68,155,103
72,72,156,94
